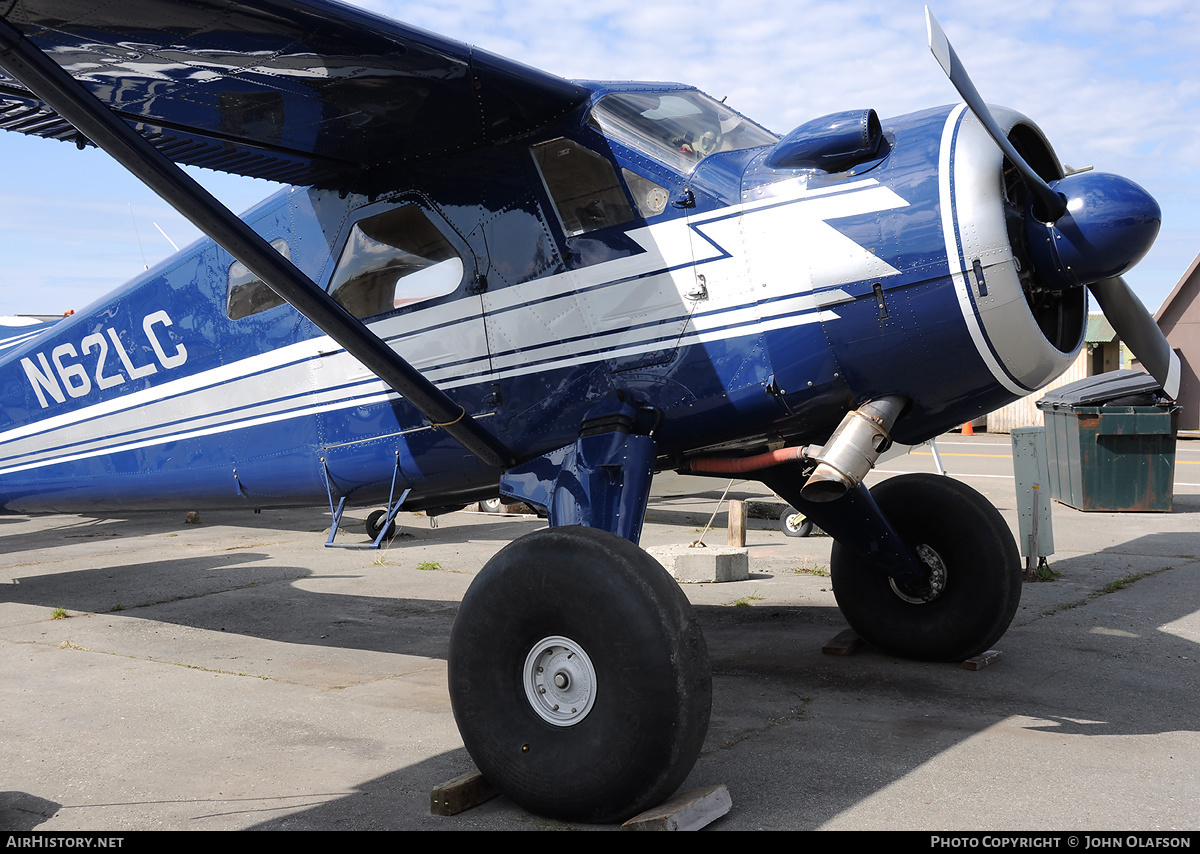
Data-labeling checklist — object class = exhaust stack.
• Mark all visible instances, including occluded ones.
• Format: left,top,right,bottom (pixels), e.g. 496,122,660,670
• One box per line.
800,396,908,503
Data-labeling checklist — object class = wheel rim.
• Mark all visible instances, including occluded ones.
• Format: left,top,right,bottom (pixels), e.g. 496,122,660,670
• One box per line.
785,513,805,532
523,635,597,727
888,543,948,604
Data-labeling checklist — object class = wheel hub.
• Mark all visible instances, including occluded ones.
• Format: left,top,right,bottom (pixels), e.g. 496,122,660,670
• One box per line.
889,543,948,604
523,635,597,727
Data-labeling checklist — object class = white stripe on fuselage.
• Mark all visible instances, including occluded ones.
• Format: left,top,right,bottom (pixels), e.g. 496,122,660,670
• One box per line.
736,179,907,292
0,179,907,478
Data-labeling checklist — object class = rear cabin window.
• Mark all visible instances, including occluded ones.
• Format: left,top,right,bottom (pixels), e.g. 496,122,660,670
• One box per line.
226,239,290,320
328,205,465,318
531,138,634,236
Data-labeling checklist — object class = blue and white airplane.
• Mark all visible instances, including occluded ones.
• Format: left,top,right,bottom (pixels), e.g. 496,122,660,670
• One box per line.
0,1,1178,822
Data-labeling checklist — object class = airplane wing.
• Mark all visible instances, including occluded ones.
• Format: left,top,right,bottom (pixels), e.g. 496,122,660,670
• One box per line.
0,0,588,188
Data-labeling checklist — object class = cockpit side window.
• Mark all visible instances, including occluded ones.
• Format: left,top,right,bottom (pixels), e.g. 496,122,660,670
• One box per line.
590,90,777,173
327,205,465,319
530,138,635,237
227,239,290,320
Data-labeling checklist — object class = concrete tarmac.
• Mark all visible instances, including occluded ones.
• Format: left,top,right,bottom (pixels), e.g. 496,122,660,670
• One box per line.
2,434,1198,831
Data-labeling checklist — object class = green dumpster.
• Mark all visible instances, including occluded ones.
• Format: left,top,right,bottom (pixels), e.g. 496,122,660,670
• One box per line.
1036,371,1179,512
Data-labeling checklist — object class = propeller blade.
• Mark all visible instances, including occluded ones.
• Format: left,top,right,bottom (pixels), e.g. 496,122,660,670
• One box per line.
925,7,1067,222
1088,277,1180,399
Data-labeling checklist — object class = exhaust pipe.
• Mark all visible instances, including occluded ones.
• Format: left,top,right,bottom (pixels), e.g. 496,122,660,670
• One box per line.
800,395,908,503
689,445,821,474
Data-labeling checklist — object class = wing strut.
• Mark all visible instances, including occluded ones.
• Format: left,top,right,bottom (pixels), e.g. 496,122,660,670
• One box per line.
0,17,514,469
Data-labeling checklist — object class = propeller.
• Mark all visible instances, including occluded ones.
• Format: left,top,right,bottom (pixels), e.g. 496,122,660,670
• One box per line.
925,7,1180,399
1089,277,1181,398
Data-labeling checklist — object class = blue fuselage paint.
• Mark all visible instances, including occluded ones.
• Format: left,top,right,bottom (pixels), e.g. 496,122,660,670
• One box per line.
0,87,1071,514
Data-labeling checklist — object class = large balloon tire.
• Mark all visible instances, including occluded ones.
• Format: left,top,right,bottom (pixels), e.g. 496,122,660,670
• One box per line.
830,473,1021,662
448,526,711,823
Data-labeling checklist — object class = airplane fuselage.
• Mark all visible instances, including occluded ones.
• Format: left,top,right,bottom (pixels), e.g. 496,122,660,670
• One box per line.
0,83,1083,514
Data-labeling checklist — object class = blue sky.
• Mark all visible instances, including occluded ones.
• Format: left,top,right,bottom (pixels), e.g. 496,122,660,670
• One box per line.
1,0,1197,317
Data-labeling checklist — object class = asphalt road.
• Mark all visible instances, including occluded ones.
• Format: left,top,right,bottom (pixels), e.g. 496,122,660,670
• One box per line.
2,434,1198,831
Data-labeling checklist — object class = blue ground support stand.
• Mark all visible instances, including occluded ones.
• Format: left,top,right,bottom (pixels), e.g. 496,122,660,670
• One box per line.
321,455,411,550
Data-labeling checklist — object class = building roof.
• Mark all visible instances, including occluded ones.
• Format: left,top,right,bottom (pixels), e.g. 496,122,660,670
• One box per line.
1085,313,1117,344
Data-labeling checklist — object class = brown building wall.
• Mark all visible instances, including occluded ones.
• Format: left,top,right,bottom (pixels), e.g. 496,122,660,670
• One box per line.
1149,255,1200,431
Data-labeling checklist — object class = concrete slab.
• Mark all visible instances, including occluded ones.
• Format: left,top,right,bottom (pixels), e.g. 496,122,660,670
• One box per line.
646,544,749,583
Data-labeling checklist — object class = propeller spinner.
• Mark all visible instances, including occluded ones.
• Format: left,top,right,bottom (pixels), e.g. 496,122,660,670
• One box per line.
926,7,1180,399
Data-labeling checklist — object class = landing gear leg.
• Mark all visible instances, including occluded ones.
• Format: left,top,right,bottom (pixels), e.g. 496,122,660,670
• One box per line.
448,526,711,823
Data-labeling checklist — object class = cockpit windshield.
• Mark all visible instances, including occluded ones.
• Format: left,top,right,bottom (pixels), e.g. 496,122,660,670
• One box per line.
589,90,777,173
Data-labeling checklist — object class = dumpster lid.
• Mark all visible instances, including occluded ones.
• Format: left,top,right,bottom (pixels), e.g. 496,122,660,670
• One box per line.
1037,369,1165,408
